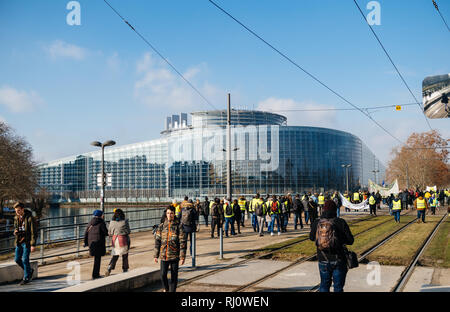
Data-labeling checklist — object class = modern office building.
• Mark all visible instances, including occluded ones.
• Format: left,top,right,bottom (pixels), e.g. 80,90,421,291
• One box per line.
38,110,385,203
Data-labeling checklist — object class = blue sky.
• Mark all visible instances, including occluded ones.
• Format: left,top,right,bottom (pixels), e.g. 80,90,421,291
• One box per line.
0,0,449,165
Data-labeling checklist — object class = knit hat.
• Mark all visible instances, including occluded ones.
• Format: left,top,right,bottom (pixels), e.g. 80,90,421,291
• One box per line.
93,210,103,217
322,200,337,212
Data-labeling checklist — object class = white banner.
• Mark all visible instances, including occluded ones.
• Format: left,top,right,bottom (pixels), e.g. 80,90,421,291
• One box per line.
426,186,437,192
339,193,369,210
368,179,399,197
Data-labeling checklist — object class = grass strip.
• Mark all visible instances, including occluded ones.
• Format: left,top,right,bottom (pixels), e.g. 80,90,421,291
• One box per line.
420,218,450,268
367,216,442,266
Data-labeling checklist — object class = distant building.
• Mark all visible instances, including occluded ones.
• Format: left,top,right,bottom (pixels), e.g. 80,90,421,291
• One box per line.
38,110,385,203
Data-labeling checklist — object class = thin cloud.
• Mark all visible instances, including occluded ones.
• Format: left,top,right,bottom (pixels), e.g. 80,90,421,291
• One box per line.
0,85,44,113
45,40,87,60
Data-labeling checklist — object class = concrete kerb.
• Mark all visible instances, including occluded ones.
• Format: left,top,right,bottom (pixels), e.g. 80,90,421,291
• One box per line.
0,261,38,284
55,267,160,292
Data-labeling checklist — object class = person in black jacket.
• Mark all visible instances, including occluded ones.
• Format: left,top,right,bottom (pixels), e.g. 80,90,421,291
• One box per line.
202,197,210,227
84,210,108,279
293,194,304,230
400,189,409,210
310,200,354,292
307,197,318,225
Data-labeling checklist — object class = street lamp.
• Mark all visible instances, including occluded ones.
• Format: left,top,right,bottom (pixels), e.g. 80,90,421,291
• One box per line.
372,169,380,185
91,140,116,212
341,164,352,194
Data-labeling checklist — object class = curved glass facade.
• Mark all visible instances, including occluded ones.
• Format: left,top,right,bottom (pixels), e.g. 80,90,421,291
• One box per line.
38,110,385,202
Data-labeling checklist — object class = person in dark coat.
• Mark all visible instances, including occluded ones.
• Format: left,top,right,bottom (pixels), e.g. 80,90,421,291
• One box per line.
307,197,318,225
309,200,354,292
400,189,409,210
84,210,108,279
293,194,304,230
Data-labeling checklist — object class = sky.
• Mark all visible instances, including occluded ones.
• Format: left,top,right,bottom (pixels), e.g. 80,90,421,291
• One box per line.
0,0,449,166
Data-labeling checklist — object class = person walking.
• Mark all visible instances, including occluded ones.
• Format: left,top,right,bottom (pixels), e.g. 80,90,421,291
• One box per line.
332,192,342,217
302,193,310,225
252,194,266,237
318,193,325,216
392,194,402,223
179,199,197,255
13,202,37,285
280,196,290,232
414,193,429,223
250,193,264,233
293,194,304,230
210,198,223,238
400,189,409,211
268,195,281,236
428,194,438,215
309,200,354,292
238,196,248,227
105,209,130,276
201,197,210,227
223,198,236,237
369,192,377,216
375,191,382,211
84,210,108,279
154,206,187,292
232,199,242,234
307,197,319,225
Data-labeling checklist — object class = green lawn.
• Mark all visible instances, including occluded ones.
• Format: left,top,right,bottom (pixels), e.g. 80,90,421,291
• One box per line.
420,218,450,268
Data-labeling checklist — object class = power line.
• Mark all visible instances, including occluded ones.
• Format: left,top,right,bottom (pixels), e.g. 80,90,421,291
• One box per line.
208,0,405,145
432,0,450,32
103,0,217,111
352,0,433,132
267,103,417,113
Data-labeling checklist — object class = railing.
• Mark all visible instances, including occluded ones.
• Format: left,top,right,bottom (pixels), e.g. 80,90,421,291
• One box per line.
0,207,167,264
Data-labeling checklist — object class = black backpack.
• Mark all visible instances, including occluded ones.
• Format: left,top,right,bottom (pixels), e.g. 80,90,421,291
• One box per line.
212,203,220,217
225,204,233,216
255,201,264,216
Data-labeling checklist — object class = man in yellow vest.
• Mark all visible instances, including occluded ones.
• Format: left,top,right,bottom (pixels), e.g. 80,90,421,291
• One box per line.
250,193,265,234
392,194,402,223
172,200,181,219
353,191,361,204
223,198,236,237
318,193,325,216
428,194,438,215
414,193,428,223
369,192,377,216
238,196,248,228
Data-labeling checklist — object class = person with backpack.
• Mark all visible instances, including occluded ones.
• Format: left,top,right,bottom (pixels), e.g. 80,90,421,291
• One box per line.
232,199,242,234
301,193,310,225
251,193,266,237
293,194,304,230
202,197,210,227
154,205,186,292
84,210,108,279
309,200,354,292
250,193,264,234
210,198,223,238
223,198,236,237
179,199,198,255
268,195,281,236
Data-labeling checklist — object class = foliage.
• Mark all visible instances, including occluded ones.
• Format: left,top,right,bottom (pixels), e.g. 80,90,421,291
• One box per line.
386,130,449,189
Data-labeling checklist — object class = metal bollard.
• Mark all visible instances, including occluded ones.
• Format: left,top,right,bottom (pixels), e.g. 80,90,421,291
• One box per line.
219,227,223,259
192,231,196,268
40,228,44,265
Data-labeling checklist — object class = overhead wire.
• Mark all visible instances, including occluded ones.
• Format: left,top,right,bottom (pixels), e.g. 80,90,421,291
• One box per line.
207,0,405,145
432,0,450,32
266,103,417,112
103,0,218,111
352,0,433,132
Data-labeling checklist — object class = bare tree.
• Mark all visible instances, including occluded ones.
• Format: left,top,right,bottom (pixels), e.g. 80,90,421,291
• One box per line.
386,130,449,189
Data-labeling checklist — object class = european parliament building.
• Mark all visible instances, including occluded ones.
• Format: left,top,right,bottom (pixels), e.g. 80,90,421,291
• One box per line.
38,110,385,203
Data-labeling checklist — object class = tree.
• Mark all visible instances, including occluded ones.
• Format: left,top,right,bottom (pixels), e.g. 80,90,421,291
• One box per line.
386,130,449,190
0,122,38,211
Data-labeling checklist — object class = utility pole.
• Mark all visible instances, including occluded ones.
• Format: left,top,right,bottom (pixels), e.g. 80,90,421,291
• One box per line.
227,93,232,202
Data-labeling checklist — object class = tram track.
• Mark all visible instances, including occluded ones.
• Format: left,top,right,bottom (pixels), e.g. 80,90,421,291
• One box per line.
392,213,448,292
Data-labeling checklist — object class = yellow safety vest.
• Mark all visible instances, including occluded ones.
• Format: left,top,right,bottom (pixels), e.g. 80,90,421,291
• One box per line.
250,198,262,212
174,204,181,217
369,196,376,205
224,203,234,217
353,193,360,201
238,199,247,211
430,198,438,207
416,198,426,210
392,199,401,210
318,196,325,205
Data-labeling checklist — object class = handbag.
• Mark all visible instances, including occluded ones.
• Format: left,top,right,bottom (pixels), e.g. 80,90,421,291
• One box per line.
343,245,359,269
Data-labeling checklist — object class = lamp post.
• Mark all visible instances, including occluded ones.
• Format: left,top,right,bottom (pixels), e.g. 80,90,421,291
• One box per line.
341,164,352,194
91,140,116,212
372,169,380,185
